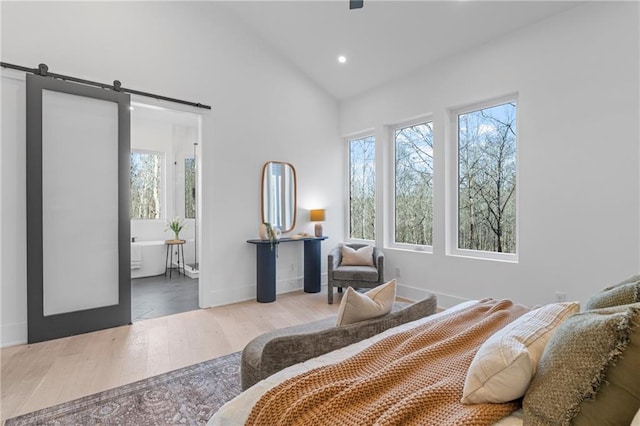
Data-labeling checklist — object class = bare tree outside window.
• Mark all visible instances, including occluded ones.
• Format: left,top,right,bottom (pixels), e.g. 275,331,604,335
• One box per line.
349,136,375,240
395,122,433,246
185,157,196,219
130,151,162,219
458,102,517,254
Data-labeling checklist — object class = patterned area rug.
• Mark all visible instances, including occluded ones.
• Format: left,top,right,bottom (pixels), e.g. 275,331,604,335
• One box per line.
6,352,241,425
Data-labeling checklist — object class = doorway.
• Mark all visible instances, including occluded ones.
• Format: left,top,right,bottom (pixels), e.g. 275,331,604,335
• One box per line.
129,102,202,321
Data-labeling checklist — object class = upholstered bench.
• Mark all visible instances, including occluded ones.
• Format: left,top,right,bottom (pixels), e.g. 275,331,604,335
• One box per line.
240,293,437,390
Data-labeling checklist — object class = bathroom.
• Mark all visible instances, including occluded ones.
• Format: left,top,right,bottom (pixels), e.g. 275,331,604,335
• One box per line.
129,102,202,321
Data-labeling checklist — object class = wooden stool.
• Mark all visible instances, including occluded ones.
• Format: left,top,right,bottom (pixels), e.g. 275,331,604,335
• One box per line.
165,239,186,278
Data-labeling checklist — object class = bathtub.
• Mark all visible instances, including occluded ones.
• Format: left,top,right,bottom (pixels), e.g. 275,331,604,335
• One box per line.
131,240,166,278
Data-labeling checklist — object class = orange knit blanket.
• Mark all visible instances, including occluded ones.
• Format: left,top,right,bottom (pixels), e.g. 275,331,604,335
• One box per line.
246,299,530,426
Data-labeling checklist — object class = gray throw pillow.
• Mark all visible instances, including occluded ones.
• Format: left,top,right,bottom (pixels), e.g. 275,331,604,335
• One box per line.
523,303,640,426
585,274,640,310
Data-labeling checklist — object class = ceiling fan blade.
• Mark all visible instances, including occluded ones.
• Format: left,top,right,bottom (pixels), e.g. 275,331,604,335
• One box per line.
350,0,363,10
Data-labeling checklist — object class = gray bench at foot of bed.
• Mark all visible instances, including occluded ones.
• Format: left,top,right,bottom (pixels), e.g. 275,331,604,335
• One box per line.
241,293,438,390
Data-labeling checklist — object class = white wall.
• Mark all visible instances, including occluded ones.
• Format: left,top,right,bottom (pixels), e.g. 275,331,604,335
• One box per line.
130,112,196,237
3,1,636,347
0,2,341,346
340,2,640,308
0,73,27,346
130,113,176,242
130,110,200,268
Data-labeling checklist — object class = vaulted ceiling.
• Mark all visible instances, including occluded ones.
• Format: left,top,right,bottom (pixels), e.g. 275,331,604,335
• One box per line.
221,1,582,100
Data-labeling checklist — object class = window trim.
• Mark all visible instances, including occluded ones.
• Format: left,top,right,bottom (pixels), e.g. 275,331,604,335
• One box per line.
388,115,434,253
130,148,166,221
345,131,376,243
446,94,519,262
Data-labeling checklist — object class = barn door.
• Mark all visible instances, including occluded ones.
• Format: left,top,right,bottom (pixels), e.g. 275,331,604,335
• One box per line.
26,74,131,343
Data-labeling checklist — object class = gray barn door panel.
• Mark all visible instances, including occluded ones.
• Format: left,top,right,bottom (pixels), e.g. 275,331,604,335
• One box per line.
27,74,131,343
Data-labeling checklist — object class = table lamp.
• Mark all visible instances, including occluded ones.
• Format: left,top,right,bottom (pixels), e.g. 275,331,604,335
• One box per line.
310,209,326,237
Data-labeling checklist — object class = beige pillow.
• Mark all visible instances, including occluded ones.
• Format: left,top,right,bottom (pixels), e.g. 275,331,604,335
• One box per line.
523,303,640,426
336,279,396,326
340,244,374,266
462,301,579,404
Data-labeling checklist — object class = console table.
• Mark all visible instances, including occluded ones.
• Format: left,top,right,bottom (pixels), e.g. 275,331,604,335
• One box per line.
246,236,328,303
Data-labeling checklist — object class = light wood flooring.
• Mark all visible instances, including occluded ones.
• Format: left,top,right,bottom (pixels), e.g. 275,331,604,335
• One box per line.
0,290,343,423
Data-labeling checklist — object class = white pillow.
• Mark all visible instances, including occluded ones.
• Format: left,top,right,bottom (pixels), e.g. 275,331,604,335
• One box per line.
461,301,580,404
340,244,374,266
336,279,397,326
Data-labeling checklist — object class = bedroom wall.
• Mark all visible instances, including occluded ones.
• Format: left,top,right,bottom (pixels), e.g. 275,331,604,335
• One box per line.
0,2,342,347
340,2,640,307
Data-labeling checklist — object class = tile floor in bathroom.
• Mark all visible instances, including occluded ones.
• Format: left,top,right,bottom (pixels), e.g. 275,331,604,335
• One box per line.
131,273,199,321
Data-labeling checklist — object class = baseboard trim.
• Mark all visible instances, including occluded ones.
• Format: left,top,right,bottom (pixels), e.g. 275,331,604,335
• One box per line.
204,274,328,308
1,321,28,348
396,283,471,310
318,281,470,310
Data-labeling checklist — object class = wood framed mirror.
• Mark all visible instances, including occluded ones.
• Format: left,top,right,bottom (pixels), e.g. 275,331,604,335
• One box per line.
261,161,296,233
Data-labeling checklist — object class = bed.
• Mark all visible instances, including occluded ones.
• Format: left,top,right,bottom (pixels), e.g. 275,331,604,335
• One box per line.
211,300,526,425
210,278,640,426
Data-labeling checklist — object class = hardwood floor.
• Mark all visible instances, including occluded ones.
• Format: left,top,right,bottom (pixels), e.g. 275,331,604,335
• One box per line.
0,290,341,423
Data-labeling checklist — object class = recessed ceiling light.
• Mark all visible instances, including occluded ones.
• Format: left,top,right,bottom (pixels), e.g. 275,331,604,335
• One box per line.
338,55,347,64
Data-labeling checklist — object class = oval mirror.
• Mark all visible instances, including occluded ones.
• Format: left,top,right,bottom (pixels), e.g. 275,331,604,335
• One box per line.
261,161,297,233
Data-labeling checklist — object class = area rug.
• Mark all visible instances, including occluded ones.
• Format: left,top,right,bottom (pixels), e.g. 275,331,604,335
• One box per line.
6,351,241,425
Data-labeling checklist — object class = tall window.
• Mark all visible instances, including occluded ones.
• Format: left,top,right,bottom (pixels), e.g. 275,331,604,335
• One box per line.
130,150,163,219
349,135,376,240
394,121,434,246
185,157,196,219
457,100,517,254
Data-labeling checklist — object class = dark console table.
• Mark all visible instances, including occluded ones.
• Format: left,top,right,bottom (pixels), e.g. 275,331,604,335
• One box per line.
246,236,328,303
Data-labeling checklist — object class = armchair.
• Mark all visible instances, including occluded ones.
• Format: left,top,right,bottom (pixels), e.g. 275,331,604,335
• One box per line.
327,243,385,304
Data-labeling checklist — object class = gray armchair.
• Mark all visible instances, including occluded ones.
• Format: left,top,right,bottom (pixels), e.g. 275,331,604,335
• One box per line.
327,243,385,304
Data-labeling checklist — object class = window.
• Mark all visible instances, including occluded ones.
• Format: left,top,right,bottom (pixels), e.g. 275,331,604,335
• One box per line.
130,150,163,219
348,135,376,240
394,121,434,247
456,100,517,256
185,157,196,219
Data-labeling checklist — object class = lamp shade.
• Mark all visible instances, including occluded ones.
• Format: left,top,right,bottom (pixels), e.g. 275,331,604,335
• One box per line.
310,209,326,222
